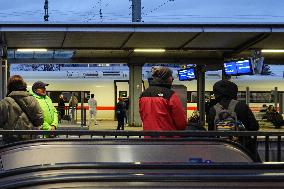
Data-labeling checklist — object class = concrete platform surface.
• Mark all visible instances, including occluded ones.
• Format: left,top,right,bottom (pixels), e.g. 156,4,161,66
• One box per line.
58,120,284,132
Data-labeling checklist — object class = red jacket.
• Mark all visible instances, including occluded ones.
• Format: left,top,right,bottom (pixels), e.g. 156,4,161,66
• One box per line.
139,84,187,131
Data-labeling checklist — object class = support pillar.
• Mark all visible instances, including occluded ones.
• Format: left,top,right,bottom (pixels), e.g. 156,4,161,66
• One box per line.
128,61,144,127
196,65,206,126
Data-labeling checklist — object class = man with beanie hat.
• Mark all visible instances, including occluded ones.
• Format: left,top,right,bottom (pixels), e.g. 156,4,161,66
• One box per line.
208,79,260,160
139,66,187,131
31,81,58,131
208,80,259,131
0,75,43,143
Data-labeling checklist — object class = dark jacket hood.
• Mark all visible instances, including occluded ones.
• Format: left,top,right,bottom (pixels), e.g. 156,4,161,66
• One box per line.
213,80,238,101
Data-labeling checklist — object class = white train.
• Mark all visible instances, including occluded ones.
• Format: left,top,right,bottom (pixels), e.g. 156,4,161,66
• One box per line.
11,65,284,120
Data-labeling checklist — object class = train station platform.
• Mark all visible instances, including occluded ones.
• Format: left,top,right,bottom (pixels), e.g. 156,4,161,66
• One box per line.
58,120,284,132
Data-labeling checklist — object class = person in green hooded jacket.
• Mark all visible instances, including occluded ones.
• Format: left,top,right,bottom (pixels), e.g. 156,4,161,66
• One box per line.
31,81,58,130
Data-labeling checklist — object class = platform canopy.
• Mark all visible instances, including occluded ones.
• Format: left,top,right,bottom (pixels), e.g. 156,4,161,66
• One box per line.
1,22,284,65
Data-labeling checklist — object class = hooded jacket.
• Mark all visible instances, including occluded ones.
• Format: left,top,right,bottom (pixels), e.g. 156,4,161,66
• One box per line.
30,91,58,130
208,80,259,131
139,79,187,131
0,91,43,141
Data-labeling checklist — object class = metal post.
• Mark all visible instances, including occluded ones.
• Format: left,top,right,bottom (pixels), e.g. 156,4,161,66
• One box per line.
132,0,141,22
279,93,284,114
246,87,250,105
274,87,278,111
44,0,49,21
80,92,86,126
196,65,206,126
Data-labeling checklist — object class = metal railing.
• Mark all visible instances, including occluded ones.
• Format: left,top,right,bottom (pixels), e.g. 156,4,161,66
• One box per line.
0,130,283,162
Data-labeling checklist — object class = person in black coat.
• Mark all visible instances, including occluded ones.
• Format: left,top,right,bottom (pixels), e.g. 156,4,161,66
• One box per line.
208,80,259,131
58,94,65,122
115,98,126,130
208,80,260,161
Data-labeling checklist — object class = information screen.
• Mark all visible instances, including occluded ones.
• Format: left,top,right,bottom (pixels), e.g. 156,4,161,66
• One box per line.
178,67,196,81
224,59,253,76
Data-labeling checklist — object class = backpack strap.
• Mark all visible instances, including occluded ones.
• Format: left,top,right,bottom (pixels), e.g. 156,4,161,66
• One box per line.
8,97,35,127
227,99,239,121
213,103,224,129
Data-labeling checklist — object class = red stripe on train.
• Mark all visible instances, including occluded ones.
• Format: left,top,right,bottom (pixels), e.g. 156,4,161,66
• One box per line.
72,106,267,112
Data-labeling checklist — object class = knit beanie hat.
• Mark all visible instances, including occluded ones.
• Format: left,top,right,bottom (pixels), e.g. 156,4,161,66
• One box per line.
151,66,173,80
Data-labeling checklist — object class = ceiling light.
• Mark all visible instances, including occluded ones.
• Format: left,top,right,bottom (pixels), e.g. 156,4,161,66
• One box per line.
134,49,166,53
17,49,48,52
261,49,284,53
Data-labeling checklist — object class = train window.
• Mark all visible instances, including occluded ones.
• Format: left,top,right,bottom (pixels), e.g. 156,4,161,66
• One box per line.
119,91,127,98
48,91,90,103
187,91,213,103
188,91,197,103
237,92,246,102
250,91,274,103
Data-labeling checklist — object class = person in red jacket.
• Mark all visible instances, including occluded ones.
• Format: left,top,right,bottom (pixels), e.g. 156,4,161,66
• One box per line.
139,66,187,131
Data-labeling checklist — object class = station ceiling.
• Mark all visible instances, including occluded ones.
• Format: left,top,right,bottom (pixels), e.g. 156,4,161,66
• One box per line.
2,22,284,65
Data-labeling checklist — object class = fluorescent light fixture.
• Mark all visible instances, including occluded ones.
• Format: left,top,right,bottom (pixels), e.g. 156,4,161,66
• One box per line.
134,49,166,53
17,48,48,52
261,49,284,53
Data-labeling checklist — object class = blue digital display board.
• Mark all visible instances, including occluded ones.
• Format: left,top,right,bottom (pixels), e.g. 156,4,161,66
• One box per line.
224,59,253,76
178,67,196,81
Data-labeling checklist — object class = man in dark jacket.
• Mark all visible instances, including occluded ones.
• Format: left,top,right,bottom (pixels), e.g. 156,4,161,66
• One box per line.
139,66,187,131
208,80,260,161
208,80,259,131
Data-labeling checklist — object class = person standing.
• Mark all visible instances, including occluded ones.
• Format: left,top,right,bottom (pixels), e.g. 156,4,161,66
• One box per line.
139,66,187,131
31,81,58,131
0,75,43,143
69,92,78,124
208,80,260,160
124,97,129,125
88,94,98,126
116,98,126,130
58,94,66,123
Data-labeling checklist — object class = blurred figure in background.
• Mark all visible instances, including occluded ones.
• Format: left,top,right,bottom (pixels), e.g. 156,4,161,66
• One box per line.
116,98,126,130
58,94,66,123
124,97,129,125
266,105,284,129
0,75,43,143
88,94,98,127
69,92,78,124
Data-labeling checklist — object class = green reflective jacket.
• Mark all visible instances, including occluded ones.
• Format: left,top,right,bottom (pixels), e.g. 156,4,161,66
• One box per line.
30,91,58,130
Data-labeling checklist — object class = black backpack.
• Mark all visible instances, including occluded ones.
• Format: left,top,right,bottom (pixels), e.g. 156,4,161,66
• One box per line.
213,99,244,131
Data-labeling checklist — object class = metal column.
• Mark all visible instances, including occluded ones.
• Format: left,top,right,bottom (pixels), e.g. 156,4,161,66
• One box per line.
279,93,284,114
246,87,250,105
196,65,206,126
80,91,86,126
128,61,143,127
274,87,278,111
